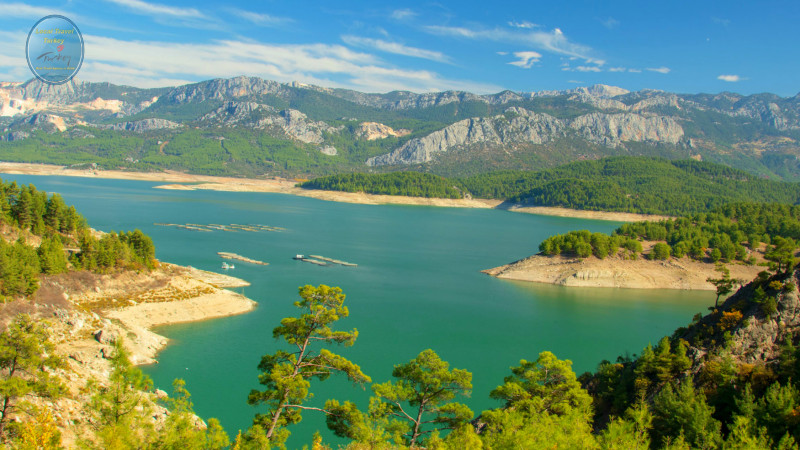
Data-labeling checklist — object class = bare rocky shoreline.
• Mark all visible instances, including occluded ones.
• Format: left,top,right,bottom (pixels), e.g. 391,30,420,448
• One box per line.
0,162,668,222
483,254,764,290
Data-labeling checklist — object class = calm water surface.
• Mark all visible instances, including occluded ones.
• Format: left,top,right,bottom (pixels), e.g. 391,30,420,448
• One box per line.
0,173,712,447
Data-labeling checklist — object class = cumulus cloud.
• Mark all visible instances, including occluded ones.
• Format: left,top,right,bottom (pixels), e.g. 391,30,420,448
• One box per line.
342,36,451,63
646,66,671,74
508,51,542,68
717,74,741,82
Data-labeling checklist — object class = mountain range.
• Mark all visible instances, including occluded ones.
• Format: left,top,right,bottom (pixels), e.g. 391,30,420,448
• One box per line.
1,76,799,179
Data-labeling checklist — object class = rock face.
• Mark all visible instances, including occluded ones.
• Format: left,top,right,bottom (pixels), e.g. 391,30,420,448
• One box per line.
367,108,684,166
165,76,284,104
723,269,800,364
355,122,410,140
200,101,340,144
105,118,182,132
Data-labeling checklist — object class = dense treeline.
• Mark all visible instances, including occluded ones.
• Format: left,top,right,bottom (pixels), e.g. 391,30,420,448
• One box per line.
0,178,156,300
298,157,800,215
540,203,800,269
459,157,800,215
300,171,464,198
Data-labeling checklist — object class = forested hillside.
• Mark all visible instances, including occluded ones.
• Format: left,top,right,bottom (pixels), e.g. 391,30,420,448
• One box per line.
300,171,464,199
301,157,800,215
0,179,156,301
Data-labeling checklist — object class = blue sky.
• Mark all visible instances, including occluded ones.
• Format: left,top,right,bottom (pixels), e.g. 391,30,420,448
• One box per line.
1,0,798,96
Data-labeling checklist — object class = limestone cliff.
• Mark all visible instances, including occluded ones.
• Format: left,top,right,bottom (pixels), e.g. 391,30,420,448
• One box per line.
367,108,684,166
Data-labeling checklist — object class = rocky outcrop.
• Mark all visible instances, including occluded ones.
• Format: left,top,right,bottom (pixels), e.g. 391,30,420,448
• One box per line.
105,118,182,132
0,131,30,141
164,76,284,104
319,146,338,156
367,108,684,166
569,113,684,146
355,122,410,140
719,269,800,364
200,101,341,144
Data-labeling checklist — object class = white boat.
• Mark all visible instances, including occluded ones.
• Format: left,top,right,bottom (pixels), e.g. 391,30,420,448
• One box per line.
293,254,305,260
221,262,235,269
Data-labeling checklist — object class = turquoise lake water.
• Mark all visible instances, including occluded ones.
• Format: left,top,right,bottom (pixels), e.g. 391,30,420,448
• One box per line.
0,173,712,447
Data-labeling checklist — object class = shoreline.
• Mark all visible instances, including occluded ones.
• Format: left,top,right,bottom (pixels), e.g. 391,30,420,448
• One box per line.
483,254,763,291
0,161,667,223
63,263,257,366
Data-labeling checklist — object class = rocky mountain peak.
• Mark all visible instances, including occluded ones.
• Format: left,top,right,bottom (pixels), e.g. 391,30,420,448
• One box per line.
579,84,630,98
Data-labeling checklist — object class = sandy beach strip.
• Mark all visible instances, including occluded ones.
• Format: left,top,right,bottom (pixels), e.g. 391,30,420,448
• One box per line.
0,161,667,222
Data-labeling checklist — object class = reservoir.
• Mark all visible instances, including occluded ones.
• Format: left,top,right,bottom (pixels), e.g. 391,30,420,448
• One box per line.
0,173,711,447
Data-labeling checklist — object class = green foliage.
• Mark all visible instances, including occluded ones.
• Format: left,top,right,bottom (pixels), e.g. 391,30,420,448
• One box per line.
651,379,723,449
478,407,599,449
0,315,65,442
301,172,465,199
651,243,672,261
247,285,370,448
0,238,41,298
598,400,652,450
539,229,638,259
489,351,593,418
754,382,800,445
541,203,800,269
85,340,155,449
37,235,67,275
159,379,230,450
327,349,472,447
459,157,800,215
707,264,743,308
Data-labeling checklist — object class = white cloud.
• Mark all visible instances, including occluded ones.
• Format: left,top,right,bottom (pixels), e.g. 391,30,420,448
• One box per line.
628,68,642,73
646,66,671,74
508,51,542,69
601,17,619,29
574,65,602,72
19,34,503,93
226,8,291,26
717,74,741,82
609,67,627,72
567,80,583,84
424,25,596,63
496,51,508,56
391,9,416,20
0,2,74,18
104,0,204,19
508,21,539,29
342,36,451,63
